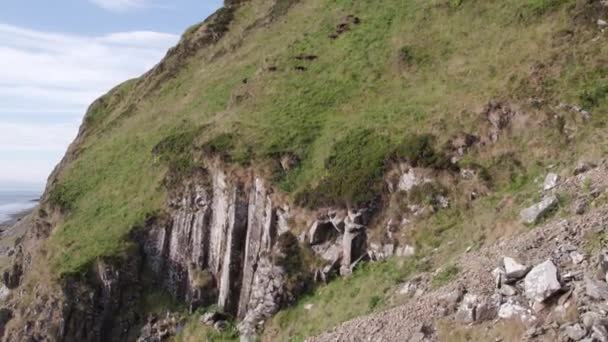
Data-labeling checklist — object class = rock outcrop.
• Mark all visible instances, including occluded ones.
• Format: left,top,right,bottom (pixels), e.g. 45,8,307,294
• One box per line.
138,165,295,336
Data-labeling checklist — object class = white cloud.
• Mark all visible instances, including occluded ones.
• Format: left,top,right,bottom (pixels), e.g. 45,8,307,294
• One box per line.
89,0,146,12
0,23,180,184
89,0,173,12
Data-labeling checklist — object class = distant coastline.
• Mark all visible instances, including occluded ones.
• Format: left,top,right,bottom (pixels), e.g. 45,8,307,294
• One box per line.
0,207,35,230
0,190,41,228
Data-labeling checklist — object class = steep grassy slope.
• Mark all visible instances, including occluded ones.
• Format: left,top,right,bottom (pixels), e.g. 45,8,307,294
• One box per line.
46,0,608,281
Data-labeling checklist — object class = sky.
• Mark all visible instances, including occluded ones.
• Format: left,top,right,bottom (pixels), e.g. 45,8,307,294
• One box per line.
0,0,223,191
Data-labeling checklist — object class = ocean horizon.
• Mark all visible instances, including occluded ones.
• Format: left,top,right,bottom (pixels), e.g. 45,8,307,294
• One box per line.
0,190,41,224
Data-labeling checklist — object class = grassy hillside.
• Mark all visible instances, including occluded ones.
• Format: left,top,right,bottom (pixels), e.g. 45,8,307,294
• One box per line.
47,0,608,277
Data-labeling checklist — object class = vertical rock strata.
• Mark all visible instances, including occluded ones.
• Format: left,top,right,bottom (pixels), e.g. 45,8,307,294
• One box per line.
140,165,294,336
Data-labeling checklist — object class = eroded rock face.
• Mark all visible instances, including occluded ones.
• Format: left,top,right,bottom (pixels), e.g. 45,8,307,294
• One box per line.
138,164,312,338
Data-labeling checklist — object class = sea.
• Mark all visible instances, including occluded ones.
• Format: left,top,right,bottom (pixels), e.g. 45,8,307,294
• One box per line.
0,190,41,224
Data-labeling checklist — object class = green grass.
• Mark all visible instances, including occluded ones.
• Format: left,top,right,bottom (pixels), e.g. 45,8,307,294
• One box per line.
263,258,420,341
175,312,239,342
45,0,608,279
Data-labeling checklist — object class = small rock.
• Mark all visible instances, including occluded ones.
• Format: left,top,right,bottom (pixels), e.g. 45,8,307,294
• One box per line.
598,251,608,276
520,195,558,225
563,323,587,341
573,198,588,215
543,173,559,191
570,251,585,265
524,260,562,303
492,267,505,288
398,281,418,296
498,284,517,297
304,303,314,311
598,19,608,28
503,257,530,280
0,285,10,302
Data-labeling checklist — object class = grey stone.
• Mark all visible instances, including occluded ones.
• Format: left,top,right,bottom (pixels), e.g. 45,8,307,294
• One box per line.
503,257,529,280
455,294,478,323
498,300,533,322
598,251,608,276
582,312,601,329
592,324,608,342
437,286,465,313
543,173,559,191
520,195,558,224
396,245,415,258
571,251,585,265
476,295,498,322
498,284,517,297
563,324,587,341
492,267,505,288
524,260,561,303
398,168,420,192
585,276,608,300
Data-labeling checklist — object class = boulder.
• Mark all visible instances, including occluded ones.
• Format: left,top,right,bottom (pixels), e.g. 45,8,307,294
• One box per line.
476,295,499,322
524,260,561,303
543,173,559,191
519,195,558,225
503,257,529,280
455,294,478,323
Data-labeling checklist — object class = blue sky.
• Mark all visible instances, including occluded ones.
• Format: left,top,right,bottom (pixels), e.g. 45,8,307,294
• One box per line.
0,0,223,190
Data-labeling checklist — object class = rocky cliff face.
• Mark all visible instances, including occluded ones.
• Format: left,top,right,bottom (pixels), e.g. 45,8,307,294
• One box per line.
138,162,294,337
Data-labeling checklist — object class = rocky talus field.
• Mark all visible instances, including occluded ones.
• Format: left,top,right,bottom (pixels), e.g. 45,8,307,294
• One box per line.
2,0,608,341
